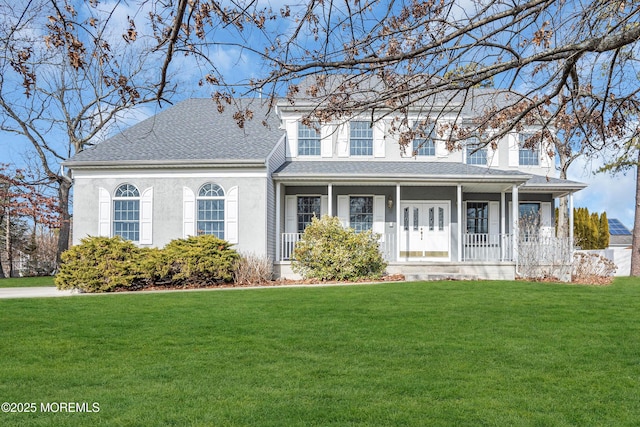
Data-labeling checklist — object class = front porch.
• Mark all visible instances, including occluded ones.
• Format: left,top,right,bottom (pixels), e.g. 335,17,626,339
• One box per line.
272,161,583,281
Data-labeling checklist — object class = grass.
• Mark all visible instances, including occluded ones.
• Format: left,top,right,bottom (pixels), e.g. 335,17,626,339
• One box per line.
1,278,640,426
0,276,55,287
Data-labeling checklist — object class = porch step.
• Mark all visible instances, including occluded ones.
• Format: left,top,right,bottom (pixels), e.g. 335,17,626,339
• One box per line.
403,273,479,282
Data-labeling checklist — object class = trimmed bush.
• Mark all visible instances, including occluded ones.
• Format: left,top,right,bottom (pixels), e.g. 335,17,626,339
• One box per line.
55,236,144,292
164,235,239,284
292,216,387,281
56,235,240,292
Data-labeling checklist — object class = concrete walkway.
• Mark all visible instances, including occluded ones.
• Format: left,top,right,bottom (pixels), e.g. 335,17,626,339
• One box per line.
0,287,74,299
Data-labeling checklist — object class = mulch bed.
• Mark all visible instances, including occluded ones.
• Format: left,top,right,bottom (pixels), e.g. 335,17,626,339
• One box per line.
112,274,407,293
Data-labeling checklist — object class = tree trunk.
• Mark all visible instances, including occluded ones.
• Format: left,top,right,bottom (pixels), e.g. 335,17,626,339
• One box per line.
557,164,570,239
56,178,72,267
557,196,569,238
631,150,640,276
6,210,14,277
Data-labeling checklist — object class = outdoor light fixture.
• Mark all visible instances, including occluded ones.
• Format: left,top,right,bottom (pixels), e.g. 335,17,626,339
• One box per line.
388,197,393,209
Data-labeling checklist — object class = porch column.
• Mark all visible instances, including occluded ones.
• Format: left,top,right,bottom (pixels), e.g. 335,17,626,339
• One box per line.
457,184,462,262
569,192,574,250
327,183,333,216
512,184,519,262
396,183,401,262
275,182,282,261
501,191,506,261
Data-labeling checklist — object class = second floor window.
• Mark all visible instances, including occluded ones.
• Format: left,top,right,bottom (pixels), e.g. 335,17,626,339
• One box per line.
350,121,373,156
465,137,487,165
413,125,436,156
298,123,321,156
519,134,540,166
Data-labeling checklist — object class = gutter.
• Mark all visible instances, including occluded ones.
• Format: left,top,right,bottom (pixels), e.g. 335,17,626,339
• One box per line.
272,173,533,184
63,158,268,170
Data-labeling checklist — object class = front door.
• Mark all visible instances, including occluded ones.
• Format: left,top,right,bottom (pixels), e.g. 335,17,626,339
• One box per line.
400,201,450,260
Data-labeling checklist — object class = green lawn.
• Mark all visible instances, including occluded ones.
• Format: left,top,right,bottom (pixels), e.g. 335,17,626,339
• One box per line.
0,276,55,287
1,278,639,426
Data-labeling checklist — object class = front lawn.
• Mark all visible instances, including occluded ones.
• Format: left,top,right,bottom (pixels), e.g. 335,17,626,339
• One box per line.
0,276,55,287
1,279,639,426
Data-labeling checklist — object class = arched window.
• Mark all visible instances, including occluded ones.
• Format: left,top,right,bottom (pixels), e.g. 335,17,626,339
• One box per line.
113,184,140,241
197,183,225,238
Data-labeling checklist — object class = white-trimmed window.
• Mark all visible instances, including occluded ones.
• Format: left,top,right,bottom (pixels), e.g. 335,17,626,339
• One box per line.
519,134,540,166
413,124,436,156
465,137,487,165
297,196,321,232
113,184,140,241
466,202,488,234
350,121,373,156
298,122,321,156
350,196,373,232
197,183,225,238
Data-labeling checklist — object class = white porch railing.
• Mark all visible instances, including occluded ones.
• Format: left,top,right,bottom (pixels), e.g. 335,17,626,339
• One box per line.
280,233,302,261
462,233,513,262
279,233,396,262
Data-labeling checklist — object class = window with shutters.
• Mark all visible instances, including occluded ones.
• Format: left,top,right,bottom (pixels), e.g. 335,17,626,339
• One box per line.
297,196,321,232
350,121,373,156
519,134,540,165
349,196,373,232
298,122,321,156
197,183,225,239
466,202,488,234
113,184,140,241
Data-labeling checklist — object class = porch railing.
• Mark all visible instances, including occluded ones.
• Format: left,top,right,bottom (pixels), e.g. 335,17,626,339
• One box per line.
462,233,513,262
279,233,396,262
280,233,302,261
282,232,570,265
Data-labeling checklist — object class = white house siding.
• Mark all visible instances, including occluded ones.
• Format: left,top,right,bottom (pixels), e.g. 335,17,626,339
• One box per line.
279,111,558,171
71,168,270,256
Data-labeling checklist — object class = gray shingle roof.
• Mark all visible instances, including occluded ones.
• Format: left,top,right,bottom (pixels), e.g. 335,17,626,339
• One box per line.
273,161,586,193
273,161,532,181
65,98,284,166
285,74,522,114
522,174,587,190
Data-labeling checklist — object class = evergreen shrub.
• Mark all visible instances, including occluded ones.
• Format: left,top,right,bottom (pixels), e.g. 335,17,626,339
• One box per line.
55,236,145,292
292,216,387,281
55,235,240,292
164,235,239,284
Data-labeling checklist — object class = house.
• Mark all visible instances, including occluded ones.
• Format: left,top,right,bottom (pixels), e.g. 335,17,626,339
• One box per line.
608,218,632,248
64,89,586,280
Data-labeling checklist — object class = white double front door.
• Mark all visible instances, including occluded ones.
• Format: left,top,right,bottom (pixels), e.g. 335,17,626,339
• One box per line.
400,201,450,260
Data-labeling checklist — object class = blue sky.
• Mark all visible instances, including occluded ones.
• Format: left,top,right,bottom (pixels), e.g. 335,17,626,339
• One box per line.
0,0,636,230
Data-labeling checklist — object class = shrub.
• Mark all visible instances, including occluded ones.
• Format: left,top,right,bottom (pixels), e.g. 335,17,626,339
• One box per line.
572,252,617,285
233,253,273,285
55,236,144,292
163,235,239,285
292,216,386,281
